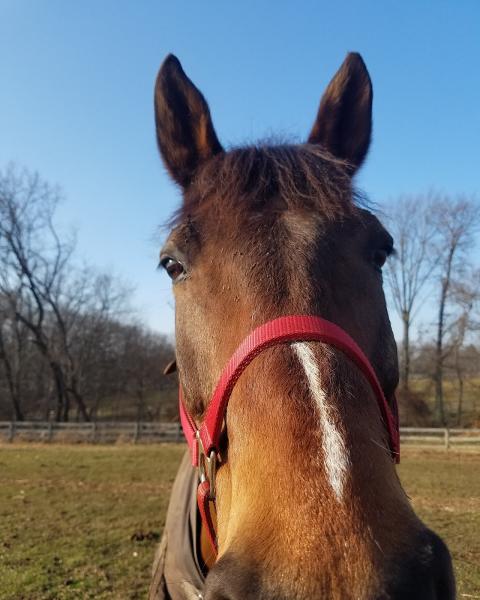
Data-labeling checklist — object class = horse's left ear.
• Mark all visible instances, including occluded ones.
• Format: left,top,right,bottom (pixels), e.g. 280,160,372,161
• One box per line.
154,54,223,188
308,53,373,174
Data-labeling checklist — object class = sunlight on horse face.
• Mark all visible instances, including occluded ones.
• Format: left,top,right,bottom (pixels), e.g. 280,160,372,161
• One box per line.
155,54,454,599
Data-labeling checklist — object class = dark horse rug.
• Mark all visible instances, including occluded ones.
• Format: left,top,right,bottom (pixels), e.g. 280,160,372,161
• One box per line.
149,452,205,600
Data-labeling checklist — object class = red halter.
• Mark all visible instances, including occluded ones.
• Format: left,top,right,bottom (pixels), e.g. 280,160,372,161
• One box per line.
179,315,400,554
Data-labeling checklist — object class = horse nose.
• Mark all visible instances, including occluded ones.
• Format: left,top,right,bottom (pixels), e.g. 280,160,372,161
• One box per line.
203,553,261,600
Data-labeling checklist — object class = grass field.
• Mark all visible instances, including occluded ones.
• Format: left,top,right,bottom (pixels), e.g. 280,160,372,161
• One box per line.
0,445,478,599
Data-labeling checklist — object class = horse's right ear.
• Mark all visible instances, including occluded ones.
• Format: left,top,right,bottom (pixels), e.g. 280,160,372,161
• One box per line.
163,359,177,376
154,55,223,188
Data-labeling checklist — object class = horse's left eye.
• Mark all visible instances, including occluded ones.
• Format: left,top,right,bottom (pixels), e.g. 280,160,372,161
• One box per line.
372,248,390,271
161,257,185,281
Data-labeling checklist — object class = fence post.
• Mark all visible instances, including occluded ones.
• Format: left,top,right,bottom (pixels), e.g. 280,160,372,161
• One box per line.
48,422,53,443
8,422,15,443
176,423,181,443
134,422,140,444
444,428,450,450
91,421,97,443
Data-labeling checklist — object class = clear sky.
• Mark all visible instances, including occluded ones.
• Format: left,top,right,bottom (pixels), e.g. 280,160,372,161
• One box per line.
1,1,479,338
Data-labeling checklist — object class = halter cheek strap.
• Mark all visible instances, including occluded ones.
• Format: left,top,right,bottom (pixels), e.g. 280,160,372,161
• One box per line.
178,315,400,555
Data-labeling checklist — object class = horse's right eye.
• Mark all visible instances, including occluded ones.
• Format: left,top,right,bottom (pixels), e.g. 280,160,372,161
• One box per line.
161,257,185,281
372,248,389,271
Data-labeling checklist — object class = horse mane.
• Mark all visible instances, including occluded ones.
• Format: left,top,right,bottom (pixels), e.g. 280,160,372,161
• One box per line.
171,142,369,226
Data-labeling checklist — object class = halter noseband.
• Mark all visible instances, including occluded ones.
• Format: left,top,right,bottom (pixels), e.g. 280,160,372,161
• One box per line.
178,315,400,554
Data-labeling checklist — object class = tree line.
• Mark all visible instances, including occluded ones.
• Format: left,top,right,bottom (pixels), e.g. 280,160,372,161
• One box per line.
0,166,176,422
385,192,479,427
1,167,479,426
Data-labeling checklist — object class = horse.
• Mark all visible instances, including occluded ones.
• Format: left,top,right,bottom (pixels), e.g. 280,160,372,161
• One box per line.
149,53,455,600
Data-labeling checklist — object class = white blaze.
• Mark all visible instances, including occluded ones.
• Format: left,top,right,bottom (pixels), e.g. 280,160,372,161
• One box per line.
292,342,349,501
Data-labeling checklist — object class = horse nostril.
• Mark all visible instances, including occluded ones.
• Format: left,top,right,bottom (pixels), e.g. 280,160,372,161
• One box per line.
203,553,260,600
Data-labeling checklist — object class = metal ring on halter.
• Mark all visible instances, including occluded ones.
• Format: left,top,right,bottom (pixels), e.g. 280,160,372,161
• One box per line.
196,431,217,500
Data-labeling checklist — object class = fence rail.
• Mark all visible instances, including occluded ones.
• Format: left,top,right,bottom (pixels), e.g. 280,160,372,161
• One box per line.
400,427,480,449
0,421,184,444
1,422,480,447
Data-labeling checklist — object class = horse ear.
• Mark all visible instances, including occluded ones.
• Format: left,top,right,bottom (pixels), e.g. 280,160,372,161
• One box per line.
308,53,372,174
154,55,223,187
163,359,177,376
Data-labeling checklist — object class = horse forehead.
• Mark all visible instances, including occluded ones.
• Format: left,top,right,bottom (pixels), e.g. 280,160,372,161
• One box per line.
281,209,320,247
190,202,347,248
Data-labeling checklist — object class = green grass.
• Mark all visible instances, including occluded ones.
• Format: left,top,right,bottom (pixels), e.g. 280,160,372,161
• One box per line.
398,449,480,595
0,445,478,599
0,444,185,600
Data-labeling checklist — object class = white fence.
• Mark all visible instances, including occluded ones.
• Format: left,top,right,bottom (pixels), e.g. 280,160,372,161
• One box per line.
0,421,184,444
0,422,480,448
400,427,480,449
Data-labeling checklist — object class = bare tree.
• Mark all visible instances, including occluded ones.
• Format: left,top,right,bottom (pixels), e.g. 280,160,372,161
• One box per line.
0,168,134,420
0,166,77,420
385,194,438,393
64,271,134,420
443,272,480,425
125,326,176,422
430,195,479,425
0,291,25,420
1,165,176,422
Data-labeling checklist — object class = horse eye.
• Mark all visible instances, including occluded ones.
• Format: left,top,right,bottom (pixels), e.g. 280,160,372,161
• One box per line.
161,257,185,281
372,248,389,271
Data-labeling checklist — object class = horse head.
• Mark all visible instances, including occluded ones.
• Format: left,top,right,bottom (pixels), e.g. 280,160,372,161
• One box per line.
154,53,454,600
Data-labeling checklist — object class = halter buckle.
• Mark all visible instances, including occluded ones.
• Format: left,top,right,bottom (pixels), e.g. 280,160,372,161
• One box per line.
196,431,217,500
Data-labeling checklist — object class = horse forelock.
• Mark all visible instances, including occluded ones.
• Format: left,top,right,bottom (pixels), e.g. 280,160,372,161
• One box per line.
171,142,367,226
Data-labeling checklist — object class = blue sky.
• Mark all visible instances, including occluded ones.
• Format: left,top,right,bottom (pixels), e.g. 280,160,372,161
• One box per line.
1,1,479,338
